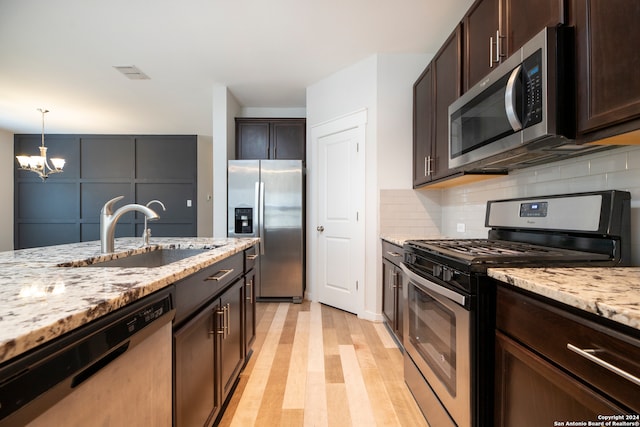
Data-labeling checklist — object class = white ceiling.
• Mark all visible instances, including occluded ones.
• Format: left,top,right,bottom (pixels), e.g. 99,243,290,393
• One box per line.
0,0,473,135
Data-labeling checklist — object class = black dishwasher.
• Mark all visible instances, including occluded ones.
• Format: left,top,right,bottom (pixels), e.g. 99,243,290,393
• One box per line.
0,287,175,427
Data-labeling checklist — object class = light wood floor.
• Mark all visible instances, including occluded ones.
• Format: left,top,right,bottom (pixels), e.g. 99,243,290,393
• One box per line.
218,300,429,427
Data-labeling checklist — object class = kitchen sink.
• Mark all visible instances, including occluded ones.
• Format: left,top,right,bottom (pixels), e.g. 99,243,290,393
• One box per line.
62,248,214,268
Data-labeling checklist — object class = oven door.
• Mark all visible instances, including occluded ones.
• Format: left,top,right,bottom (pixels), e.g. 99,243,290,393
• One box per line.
401,263,471,427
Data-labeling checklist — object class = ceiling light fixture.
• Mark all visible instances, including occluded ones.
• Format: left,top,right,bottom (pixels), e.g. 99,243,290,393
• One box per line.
16,108,65,181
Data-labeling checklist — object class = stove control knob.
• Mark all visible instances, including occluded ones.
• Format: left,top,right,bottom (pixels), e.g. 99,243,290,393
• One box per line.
442,268,453,282
433,265,442,278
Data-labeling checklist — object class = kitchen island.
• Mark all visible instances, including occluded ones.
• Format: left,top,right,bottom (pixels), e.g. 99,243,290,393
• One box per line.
0,237,258,364
0,237,258,426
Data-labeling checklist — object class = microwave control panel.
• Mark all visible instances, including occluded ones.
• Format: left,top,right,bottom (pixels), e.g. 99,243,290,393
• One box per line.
523,49,543,127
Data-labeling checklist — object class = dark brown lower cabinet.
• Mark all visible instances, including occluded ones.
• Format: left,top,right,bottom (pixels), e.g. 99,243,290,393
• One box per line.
174,278,246,427
244,268,257,355
381,241,403,342
494,331,626,426
495,285,640,426
174,299,219,427
219,280,245,401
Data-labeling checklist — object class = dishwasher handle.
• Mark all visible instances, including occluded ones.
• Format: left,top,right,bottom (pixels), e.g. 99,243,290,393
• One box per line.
71,342,130,387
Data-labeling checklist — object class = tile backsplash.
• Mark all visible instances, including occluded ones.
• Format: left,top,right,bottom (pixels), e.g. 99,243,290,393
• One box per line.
381,145,640,266
379,188,441,237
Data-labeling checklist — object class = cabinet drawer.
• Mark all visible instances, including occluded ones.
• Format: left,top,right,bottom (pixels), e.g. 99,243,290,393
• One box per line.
382,241,403,264
497,286,640,412
244,245,258,273
174,253,243,325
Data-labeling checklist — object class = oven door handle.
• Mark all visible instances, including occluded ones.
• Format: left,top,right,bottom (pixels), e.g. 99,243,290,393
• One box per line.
401,263,466,307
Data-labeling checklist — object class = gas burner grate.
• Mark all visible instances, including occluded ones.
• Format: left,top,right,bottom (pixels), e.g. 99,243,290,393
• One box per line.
430,239,554,257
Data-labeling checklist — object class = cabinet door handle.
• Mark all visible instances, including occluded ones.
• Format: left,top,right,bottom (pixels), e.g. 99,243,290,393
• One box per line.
490,35,494,68
206,268,234,282
490,30,505,68
386,251,402,258
216,305,228,337
212,308,224,336
567,343,640,387
246,254,258,260
225,304,230,339
246,279,253,301
426,156,433,176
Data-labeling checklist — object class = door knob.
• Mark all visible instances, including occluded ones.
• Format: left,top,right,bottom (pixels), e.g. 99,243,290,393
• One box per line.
316,225,324,232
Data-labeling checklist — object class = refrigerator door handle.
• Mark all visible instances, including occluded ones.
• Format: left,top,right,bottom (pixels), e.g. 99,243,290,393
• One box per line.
254,181,260,238
259,181,265,255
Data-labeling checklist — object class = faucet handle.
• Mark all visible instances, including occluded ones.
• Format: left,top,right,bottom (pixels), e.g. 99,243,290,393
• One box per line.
102,196,125,215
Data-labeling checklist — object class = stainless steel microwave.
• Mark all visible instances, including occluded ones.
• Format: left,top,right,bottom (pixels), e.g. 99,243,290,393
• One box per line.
448,27,603,171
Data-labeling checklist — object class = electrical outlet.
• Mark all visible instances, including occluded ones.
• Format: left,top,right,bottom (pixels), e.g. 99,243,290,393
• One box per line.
456,223,466,233
186,199,192,207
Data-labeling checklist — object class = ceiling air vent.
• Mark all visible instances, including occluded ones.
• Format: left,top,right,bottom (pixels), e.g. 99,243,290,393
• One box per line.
113,65,150,80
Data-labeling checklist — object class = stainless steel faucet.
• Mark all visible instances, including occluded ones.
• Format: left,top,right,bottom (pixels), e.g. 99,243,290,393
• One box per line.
100,196,160,253
143,200,166,246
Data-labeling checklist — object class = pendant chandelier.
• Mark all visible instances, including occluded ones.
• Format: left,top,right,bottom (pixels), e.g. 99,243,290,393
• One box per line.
16,108,65,181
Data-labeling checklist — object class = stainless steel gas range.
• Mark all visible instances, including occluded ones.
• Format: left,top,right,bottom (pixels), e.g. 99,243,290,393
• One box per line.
401,190,631,427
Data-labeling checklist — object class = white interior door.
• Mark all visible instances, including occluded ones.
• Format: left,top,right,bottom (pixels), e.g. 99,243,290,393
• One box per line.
316,125,364,314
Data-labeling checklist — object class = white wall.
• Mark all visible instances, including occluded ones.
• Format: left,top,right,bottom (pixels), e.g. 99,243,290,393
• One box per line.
307,55,377,319
377,53,432,189
0,129,13,251
212,85,241,238
240,107,306,118
307,53,429,320
197,135,213,237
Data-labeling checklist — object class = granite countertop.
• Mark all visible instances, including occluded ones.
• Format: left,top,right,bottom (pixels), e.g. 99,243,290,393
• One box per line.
0,237,258,364
380,234,443,247
488,267,640,332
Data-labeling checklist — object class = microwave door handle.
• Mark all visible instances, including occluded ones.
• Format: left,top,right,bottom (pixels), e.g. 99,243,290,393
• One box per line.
505,65,523,131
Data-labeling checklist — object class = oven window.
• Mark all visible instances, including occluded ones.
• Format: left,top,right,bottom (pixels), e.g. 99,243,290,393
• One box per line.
408,282,457,395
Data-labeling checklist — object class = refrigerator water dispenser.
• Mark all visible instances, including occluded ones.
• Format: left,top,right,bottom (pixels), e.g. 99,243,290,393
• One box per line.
234,208,253,234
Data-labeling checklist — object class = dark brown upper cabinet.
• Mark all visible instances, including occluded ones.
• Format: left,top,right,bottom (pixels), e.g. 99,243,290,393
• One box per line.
413,63,434,187
464,0,565,91
433,26,463,182
572,0,640,139
464,0,500,92
235,118,306,162
413,26,463,187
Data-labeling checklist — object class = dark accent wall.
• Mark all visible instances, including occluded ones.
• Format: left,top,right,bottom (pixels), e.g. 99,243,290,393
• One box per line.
14,135,197,249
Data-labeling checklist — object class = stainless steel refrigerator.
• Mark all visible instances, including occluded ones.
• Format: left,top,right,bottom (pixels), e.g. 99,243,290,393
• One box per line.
227,160,304,302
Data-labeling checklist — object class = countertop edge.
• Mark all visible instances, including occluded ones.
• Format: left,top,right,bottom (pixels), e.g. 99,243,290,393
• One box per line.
488,267,640,332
